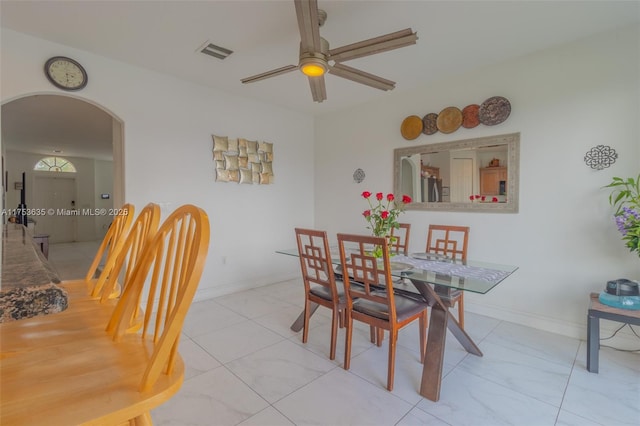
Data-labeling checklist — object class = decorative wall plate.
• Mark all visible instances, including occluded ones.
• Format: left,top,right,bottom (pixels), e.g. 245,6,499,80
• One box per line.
479,96,511,125
422,113,438,135
461,104,480,128
400,115,423,140
436,107,463,134
353,168,366,183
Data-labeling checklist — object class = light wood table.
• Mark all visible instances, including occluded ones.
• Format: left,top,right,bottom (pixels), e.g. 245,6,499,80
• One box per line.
0,298,184,425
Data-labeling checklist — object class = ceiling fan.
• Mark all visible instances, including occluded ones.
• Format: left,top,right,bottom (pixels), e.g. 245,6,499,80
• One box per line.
240,0,418,103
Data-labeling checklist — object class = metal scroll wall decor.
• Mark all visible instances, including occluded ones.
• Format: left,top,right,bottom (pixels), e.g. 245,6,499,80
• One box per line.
400,96,511,140
353,168,366,184
584,145,618,170
212,135,274,184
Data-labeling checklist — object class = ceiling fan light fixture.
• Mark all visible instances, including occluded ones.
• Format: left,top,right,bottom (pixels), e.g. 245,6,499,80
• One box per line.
299,53,327,77
301,62,326,77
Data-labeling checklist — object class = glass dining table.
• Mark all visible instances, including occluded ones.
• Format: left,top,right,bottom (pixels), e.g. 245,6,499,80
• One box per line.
276,247,518,402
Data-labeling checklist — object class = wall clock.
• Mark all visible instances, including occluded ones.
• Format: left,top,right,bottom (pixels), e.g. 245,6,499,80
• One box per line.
44,56,88,91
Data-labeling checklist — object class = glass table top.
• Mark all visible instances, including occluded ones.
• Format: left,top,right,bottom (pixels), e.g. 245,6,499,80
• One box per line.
276,247,518,295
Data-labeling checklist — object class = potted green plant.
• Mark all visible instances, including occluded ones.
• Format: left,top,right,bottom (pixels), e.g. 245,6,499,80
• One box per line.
605,173,640,257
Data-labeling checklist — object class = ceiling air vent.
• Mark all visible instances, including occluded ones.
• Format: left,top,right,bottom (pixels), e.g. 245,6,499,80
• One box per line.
198,41,233,60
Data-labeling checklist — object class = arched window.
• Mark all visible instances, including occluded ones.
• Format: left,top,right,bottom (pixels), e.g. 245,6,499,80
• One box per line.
34,156,76,173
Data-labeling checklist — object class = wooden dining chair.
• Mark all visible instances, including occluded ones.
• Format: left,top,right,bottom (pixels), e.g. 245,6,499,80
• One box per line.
426,224,469,328
85,203,135,287
338,233,427,391
94,203,161,302
58,203,135,302
389,223,411,255
105,204,210,424
294,228,346,360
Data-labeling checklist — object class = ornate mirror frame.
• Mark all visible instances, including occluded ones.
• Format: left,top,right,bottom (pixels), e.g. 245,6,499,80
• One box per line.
393,132,520,213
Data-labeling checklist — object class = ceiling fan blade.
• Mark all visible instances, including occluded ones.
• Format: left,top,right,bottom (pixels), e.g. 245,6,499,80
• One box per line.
241,65,298,84
308,75,326,103
329,63,395,91
295,0,322,52
328,28,418,63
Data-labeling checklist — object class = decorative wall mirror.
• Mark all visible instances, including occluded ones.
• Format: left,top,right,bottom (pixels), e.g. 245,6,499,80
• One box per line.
394,132,519,213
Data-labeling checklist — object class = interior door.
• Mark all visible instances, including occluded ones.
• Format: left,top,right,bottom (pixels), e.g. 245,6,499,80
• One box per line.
450,158,474,202
32,176,76,243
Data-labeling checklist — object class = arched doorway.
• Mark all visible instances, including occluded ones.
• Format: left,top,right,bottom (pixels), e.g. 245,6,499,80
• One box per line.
1,93,124,242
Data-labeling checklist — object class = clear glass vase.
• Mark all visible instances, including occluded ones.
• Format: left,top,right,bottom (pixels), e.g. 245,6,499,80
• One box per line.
371,235,396,259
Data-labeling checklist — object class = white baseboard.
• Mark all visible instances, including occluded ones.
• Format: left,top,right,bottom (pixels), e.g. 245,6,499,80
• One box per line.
466,301,640,349
465,301,584,338
193,273,298,302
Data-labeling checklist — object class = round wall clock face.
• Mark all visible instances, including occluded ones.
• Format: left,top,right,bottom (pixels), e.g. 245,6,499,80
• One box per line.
44,56,88,91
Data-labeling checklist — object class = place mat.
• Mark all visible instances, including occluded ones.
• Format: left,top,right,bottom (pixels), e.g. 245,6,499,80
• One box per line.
392,255,511,284
410,252,452,262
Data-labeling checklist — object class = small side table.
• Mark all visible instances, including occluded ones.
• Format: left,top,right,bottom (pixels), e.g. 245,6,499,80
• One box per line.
32,234,50,259
587,292,640,373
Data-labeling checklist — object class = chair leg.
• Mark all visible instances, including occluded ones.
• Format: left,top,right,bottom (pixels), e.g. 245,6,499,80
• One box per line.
376,328,384,347
370,325,376,343
329,309,338,360
344,313,353,370
387,329,397,391
302,299,310,343
458,294,465,329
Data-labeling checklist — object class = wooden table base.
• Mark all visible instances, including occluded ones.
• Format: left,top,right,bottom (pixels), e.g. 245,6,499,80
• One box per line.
290,302,319,332
289,280,483,402
409,278,482,401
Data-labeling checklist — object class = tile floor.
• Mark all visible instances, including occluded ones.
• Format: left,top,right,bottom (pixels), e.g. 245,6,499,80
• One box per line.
47,240,101,281
48,242,640,426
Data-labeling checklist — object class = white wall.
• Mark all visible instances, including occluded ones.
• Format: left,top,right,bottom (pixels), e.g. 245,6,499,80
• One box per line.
314,24,640,342
1,29,315,299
